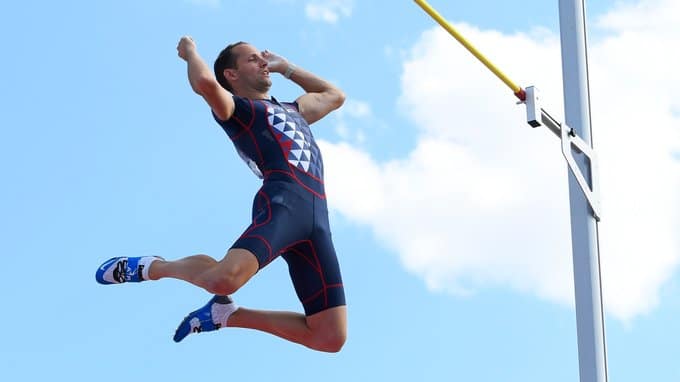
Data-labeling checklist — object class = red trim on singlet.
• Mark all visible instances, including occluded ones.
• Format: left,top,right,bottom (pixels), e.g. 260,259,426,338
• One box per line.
301,284,344,308
287,170,326,199
302,289,325,305
241,190,271,236
300,166,325,184
236,189,273,263
229,98,256,140
246,128,266,168
239,234,273,264
263,170,327,200
263,169,294,177
305,240,329,306
281,239,332,307
284,243,322,274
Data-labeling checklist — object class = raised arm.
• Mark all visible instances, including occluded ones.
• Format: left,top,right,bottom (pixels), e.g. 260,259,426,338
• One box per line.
177,36,235,121
263,51,345,125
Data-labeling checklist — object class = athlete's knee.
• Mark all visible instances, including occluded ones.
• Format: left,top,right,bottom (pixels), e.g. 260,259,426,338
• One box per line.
203,268,244,295
205,262,257,295
201,250,258,295
306,306,347,352
311,325,347,353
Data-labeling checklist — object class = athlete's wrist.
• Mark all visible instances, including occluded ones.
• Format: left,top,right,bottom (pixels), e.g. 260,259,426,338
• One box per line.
284,63,297,79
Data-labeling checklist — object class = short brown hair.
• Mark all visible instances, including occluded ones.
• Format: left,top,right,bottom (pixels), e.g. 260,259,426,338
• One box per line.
213,41,247,92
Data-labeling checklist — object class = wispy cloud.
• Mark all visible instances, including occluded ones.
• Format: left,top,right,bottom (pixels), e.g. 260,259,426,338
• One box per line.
332,98,374,144
305,0,353,24
321,0,680,322
340,99,372,119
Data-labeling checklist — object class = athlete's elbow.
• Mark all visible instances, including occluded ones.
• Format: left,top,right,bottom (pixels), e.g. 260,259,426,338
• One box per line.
193,76,219,97
331,89,346,110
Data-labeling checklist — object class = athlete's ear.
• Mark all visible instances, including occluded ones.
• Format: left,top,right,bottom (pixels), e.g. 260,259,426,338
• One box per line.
224,68,237,82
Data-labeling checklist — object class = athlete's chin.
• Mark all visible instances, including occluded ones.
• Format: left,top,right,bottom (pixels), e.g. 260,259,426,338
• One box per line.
257,80,272,93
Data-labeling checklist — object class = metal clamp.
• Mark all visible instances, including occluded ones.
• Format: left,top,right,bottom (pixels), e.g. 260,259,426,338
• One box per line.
524,86,601,221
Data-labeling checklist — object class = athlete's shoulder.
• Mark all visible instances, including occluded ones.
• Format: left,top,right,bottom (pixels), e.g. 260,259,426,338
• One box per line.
214,95,264,129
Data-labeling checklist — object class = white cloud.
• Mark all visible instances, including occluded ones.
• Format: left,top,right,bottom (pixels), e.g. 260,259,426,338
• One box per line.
589,0,680,320
332,98,373,144
305,0,353,24
322,0,680,322
341,99,372,119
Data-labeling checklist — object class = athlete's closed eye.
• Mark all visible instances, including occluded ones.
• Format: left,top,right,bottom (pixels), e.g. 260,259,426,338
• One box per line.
248,54,265,63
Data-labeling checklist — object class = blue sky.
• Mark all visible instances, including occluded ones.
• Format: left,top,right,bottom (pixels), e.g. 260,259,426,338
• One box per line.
1,0,679,381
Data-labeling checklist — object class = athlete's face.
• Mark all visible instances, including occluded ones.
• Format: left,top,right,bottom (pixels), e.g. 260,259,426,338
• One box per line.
230,44,272,93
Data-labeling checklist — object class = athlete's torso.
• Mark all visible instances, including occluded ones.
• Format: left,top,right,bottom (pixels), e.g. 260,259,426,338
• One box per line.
213,96,325,198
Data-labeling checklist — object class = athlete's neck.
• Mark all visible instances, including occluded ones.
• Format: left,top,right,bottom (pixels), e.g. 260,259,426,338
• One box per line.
235,89,270,101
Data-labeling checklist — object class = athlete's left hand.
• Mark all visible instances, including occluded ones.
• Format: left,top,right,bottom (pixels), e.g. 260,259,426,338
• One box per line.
177,35,197,61
262,50,289,74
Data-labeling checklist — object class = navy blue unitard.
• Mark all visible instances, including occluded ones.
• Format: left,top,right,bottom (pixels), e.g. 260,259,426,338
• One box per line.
213,95,345,316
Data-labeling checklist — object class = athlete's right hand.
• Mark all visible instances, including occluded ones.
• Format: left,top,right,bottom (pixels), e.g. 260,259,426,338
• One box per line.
177,35,196,61
262,50,288,74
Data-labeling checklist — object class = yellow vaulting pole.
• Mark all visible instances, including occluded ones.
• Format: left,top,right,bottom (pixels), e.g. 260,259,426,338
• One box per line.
413,0,526,101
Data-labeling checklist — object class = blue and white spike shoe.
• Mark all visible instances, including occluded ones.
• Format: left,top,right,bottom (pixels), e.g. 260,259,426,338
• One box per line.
95,256,162,285
173,295,237,343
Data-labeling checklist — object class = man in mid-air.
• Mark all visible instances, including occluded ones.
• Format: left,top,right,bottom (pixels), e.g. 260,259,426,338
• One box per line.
96,36,347,352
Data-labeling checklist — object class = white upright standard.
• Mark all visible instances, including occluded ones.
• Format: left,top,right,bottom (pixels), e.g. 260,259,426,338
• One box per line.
558,1,608,381
412,1,609,380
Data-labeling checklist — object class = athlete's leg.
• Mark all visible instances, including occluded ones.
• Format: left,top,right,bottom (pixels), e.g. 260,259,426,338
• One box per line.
225,213,348,352
227,305,347,353
139,185,278,292
148,248,259,295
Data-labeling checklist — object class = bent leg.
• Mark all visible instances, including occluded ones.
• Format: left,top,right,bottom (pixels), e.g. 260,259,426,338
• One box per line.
148,248,259,295
227,305,347,353
148,254,216,283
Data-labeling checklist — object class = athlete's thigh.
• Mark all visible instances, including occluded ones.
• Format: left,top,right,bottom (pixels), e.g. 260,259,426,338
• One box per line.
282,228,345,316
232,183,309,268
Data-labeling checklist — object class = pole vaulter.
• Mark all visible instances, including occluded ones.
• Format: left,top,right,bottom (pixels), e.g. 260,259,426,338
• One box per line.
413,1,608,381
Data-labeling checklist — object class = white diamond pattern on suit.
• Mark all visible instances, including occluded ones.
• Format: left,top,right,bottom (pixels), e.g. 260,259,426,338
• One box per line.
267,106,312,172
